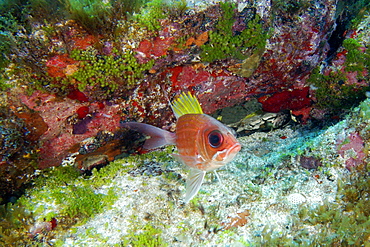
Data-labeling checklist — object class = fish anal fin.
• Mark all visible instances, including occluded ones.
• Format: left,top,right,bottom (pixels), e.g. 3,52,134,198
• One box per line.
184,169,206,203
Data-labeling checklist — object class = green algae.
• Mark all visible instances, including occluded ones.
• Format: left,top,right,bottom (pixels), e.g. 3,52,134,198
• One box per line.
308,36,370,111
0,1,34,71
343,38,370,73
359,98,370,119
297,167,370,246
0,13,20,69
200,2,268,63
308,68,369,110
0,72,12,91
136,0,167,31
135,0,187,31
0,202,34,245
0,146,177,245
0,0,158,95
28,0,148,34
17,165,118,221
66,48,154,92
121,222,168,247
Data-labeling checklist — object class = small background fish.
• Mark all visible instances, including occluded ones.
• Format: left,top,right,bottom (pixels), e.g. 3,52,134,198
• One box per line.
122,92,241,203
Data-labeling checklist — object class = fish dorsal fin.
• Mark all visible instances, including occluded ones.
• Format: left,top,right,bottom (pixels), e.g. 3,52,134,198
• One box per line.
171,92,203,119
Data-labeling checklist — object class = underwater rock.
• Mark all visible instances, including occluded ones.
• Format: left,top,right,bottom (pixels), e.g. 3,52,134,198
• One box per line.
18,91,123,168
1,0,368,175
298,156,323,170
249,0,336,92
135,37,175,63
71,129,146,174
0,106,39,203
258,87,312,113
124,0,339,126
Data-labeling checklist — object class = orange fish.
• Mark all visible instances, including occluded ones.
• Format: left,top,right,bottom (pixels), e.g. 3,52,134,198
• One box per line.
122,92,241,203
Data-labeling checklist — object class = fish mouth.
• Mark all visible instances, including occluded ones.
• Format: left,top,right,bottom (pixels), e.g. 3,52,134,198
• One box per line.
228,142,241,156
222,142,241,162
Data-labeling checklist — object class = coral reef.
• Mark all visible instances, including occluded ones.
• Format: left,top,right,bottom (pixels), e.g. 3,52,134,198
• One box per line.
0,0,369,245
337,132,366,170
308,37,370,111
1,98,369,245
0,105,42,204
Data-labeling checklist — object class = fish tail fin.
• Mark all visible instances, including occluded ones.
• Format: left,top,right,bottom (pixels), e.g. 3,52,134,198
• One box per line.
122,122,176,149
184,169,206,203
171,92,203,119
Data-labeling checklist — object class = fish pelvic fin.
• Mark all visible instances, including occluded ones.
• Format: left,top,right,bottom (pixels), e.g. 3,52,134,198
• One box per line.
122,122,176,149
171,92,203,119
184,168,206,203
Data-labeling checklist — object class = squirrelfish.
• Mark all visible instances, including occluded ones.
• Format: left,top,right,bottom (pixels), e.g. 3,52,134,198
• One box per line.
122,92,241,203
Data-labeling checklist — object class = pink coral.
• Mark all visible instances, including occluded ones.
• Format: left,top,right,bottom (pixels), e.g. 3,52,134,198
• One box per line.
337,132,366,170
20,91,122,169
46,54,78,78
135,37,175,63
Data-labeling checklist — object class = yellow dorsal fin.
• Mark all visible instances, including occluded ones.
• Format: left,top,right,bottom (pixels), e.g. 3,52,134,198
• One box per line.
171,92,203,118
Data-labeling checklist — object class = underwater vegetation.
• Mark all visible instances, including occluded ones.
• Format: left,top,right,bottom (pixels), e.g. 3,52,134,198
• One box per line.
0,0,153,96
0,0,192,99
135,0,188,31
121,222,168,246
0,162,123,245
200,2,268,63
0,147,175,245
308,38,370,111
297,166,370,246
55,48,155,93
27,0,149,34
271,0,310,15
0,0,369,245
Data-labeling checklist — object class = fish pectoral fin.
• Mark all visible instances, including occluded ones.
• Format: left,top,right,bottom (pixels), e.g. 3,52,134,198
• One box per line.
172,154,199,167
184,169,206,203
171,153,184,165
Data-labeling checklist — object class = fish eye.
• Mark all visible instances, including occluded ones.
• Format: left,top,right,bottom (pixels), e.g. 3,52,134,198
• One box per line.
208,130,223,148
